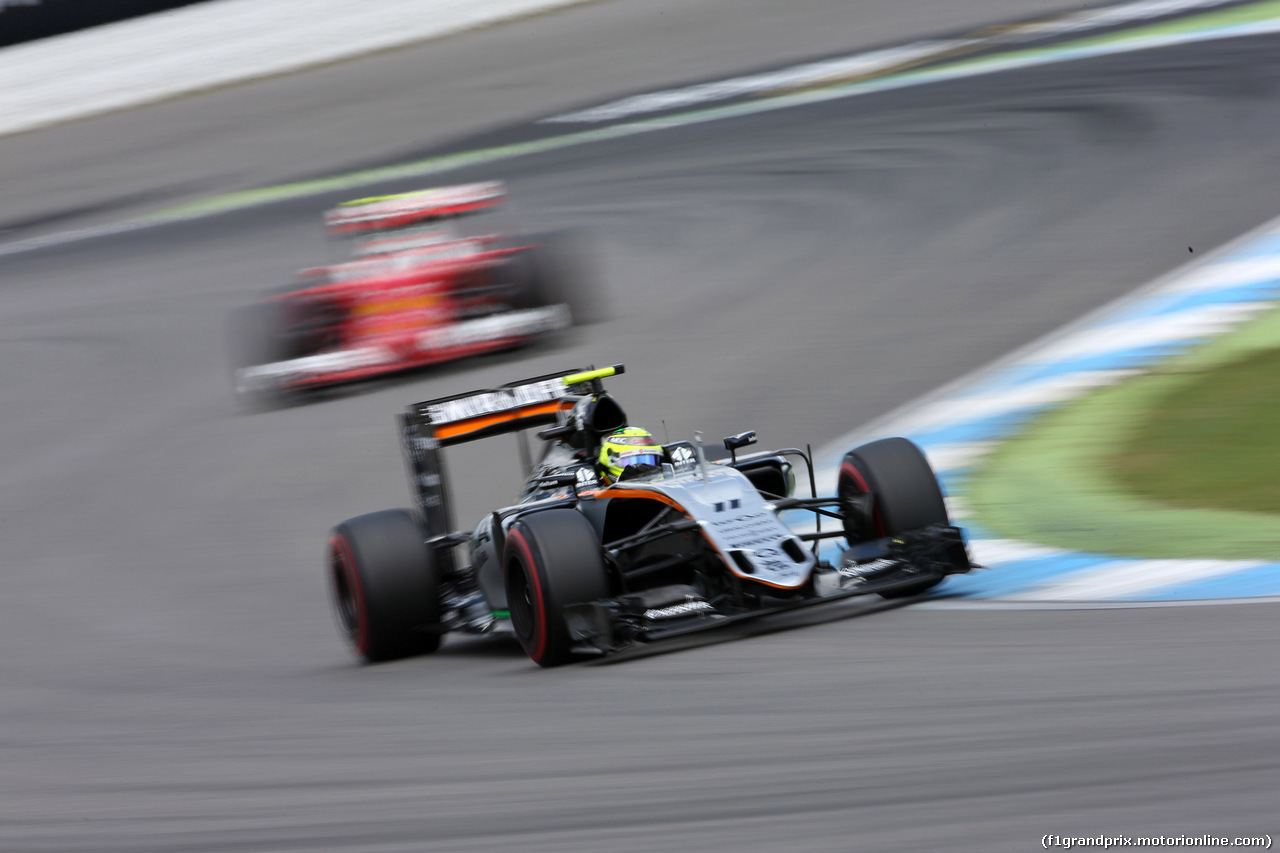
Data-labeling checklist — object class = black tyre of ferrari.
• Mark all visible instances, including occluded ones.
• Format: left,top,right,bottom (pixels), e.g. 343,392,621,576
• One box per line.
282,296,345,358
228,302,292,408
837,437,955,599
508,231,604,325
503,508,609,667
230,298,344,409
328,509,442,663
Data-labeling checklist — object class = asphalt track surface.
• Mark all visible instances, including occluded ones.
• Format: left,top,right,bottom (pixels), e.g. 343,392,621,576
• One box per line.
3,2,1280,850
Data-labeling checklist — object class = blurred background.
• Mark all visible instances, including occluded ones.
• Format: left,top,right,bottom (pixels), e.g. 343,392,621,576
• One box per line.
0,0,211,48
2,0,1278,850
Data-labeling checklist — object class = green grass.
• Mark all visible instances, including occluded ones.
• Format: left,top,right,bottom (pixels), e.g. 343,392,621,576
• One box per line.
1114,345,1280,514
968,303,1280,560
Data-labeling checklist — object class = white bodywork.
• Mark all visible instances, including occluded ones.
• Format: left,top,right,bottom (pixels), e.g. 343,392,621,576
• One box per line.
608,465,816,589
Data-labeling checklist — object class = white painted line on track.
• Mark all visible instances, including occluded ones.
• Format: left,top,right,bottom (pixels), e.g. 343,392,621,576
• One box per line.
2,0,1277,148
1022,302,1275,363
1001,559,1271,601
884,369,1140,436
918,443,998,477
916,595,1280,610
967,539,1073,565
4,0,1279,258
1163,255,1280,293
542,0,1241,123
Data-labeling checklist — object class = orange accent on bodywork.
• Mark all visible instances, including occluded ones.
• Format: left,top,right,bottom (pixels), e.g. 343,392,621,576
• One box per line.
590,487,689,513
587,487,803,590
433,401,568,441
350,294,440,315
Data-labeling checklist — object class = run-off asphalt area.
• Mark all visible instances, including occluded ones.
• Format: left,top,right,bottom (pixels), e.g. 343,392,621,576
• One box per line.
2,6,1280,852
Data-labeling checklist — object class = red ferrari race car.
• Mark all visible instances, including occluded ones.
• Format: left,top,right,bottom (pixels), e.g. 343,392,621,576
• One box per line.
229,181,596,406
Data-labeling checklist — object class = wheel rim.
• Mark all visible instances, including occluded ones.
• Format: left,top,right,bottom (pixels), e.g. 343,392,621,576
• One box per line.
506,559,536,643
839,461,885,540
328,537,363,647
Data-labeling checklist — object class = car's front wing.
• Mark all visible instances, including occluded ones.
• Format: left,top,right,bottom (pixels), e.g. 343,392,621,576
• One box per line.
565,524,973,655
234,305,570,397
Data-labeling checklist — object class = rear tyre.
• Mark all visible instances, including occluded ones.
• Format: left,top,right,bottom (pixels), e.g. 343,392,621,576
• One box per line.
503,509,609,667
328,509,442,663
837,437,954,599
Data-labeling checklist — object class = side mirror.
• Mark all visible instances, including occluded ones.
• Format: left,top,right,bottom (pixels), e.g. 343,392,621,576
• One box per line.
723,430,757,463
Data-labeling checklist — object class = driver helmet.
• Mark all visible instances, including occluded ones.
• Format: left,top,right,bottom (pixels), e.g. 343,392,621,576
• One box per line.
597,427,664,483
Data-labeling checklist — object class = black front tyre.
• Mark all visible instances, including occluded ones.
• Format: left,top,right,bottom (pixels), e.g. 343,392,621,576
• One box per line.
504,509,609,667
837,437,957,599
329,509,442,663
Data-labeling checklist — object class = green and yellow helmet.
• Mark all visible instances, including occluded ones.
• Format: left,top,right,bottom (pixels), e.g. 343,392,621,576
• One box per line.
597,427,664,483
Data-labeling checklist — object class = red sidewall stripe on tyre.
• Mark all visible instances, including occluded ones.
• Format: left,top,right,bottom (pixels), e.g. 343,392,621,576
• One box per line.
329,534,371,656
840,462,887,537
507,527,548,663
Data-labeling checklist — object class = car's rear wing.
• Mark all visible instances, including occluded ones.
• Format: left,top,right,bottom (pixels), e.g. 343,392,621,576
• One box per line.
399,365,624,538
325,181,506,235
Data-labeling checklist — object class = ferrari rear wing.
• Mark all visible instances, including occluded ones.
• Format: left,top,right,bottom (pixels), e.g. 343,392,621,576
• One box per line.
325,181,506,235
399,365,624,538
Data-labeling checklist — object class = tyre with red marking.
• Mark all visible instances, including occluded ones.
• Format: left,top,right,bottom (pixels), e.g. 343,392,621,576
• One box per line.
837,437,954,599
503,508,609,667
328,509,441,663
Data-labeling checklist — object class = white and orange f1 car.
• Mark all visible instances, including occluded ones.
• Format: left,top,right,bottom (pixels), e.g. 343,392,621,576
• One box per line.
326,365,975,667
